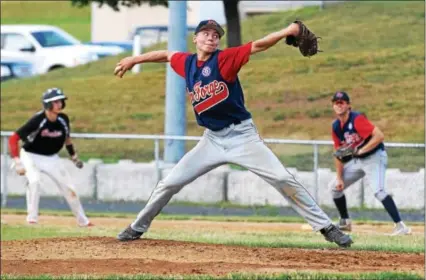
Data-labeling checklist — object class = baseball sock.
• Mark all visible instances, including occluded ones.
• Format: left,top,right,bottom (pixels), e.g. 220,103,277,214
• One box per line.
381,195,401,223
333,195,349,219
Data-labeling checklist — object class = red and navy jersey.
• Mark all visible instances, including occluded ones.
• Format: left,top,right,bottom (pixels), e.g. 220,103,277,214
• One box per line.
170,43,252,131
332,111,384,158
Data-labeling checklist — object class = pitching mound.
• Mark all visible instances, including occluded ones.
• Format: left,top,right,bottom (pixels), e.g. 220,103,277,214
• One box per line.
2,236,424,277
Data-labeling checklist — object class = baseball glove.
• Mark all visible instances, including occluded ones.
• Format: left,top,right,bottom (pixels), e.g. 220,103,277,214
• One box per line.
333,145,357,163
285,20,321,57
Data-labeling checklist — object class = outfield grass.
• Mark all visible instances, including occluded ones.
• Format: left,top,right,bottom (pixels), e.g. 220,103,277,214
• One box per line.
2,223,422,253
3,201,425,221
1,272,423,280
0,207,306,223
5,207,422,226
0,2,424,171
1,211,424,253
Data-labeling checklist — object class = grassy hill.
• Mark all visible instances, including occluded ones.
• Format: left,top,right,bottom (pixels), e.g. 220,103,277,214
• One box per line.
1,1,424,170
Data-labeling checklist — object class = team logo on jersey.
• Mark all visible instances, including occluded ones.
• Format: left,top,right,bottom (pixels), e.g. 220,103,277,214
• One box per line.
343,131,362,145
348,122,353,130
187,80,229,114
201,66,211,77
41,129,63,138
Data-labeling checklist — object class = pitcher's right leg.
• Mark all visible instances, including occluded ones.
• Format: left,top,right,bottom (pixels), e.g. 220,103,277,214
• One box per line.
228,136,352,248
118,135,225,241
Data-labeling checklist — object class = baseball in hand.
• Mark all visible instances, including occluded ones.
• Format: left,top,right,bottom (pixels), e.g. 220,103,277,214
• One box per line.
114,65,122,76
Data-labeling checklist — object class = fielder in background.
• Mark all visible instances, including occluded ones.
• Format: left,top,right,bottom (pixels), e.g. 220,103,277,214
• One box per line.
329,91,411,235
8,88,94,227
113,19,353,247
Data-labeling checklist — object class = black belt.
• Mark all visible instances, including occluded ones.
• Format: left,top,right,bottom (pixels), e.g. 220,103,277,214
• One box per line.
210,119,246,132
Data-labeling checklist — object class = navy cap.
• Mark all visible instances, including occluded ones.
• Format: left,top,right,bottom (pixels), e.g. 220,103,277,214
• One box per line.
332,91,350,103
194,19,225,38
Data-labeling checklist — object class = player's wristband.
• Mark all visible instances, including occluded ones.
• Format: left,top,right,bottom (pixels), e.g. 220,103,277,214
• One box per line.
66,144,76,157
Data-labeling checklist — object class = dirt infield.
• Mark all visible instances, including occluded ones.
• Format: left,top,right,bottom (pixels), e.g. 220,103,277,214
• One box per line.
1,215,425,277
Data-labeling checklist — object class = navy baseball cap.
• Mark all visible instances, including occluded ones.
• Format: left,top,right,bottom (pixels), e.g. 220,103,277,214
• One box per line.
194,19,225,38
332,91,350,103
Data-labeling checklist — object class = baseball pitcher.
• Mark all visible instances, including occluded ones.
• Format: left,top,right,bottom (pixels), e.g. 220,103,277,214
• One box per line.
8,88,93,227
329,91,411,235
114,20,352,247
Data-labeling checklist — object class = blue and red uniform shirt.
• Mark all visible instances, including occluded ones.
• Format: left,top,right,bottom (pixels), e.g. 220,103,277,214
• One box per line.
332,111,385,158
170,42,253,131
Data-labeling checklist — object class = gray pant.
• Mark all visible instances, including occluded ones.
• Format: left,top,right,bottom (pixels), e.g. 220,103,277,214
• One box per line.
131,119,332,232
330,149,388,201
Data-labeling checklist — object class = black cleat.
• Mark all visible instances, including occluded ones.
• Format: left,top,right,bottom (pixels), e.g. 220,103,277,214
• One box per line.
117,225,143,241
321,224,353,248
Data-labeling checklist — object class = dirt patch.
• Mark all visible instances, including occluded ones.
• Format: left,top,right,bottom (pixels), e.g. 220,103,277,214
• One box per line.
1,215,425,277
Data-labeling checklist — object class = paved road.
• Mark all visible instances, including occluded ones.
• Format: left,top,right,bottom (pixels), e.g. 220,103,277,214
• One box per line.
2,196,424,222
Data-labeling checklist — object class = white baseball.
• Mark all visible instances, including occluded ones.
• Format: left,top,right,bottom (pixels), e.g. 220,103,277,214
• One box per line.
301,224,313,231
114,65,122,75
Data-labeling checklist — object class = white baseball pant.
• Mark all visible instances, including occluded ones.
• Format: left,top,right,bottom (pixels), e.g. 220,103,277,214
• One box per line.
330,149,388,201
19,148,90,226
131,119,332,232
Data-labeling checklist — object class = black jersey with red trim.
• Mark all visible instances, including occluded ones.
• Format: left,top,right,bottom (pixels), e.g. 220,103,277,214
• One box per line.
332,111,384,158
16,111,70,155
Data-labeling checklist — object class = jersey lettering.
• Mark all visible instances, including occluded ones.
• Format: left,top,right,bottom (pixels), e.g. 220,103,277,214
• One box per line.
343,131,362,146
187,80,230,114
41,129,63,138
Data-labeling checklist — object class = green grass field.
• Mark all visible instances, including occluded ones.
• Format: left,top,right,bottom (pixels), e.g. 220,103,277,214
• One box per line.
1,209,424,252
1,272,423,280
2,223,422,253
0,1,424,170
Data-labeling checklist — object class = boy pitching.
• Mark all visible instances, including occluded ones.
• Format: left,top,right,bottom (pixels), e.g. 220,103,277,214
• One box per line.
114,20,353,247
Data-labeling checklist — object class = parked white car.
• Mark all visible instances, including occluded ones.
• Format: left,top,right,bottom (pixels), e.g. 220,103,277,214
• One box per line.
1,25,125,75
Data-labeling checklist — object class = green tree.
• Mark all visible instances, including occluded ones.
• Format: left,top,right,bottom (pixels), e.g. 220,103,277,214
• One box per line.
71,0,242,47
